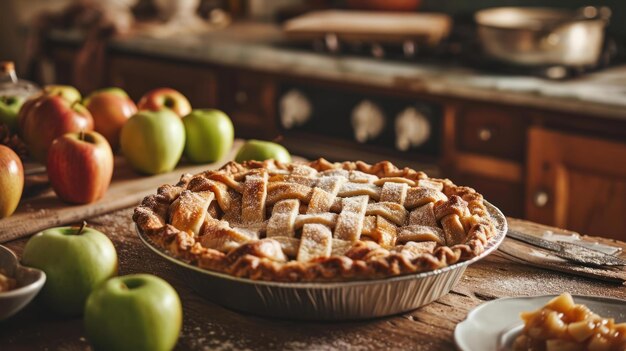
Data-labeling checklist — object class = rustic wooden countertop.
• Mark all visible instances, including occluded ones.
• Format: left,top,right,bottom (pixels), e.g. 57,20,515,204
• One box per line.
1,207,624,350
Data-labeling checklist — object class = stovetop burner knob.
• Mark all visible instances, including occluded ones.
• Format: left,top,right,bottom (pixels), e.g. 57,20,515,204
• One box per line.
351,100,385,143
280,89,312,130
395,107,430,151
403,41,416,58
371,43,385,59
325,33,340,54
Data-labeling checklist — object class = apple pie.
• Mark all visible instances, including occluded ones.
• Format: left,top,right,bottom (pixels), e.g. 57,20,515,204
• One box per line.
0,269,16,292
133,159,498,282
513,293,626,351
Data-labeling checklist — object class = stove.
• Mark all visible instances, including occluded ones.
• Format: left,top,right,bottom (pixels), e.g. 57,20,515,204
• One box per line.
272,12,624,171
276,13,622,80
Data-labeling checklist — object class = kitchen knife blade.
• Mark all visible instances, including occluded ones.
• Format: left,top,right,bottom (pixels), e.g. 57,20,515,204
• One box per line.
507,230,626,266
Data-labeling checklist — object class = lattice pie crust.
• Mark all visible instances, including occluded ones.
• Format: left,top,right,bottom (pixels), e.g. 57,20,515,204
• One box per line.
134,159,498,282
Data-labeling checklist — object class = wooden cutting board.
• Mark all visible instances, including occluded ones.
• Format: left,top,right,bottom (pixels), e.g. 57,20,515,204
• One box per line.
283,10,452,45
0,140,245,243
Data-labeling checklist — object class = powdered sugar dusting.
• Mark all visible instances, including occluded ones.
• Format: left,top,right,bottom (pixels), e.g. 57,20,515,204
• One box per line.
409,203,438,227
380,182,408,204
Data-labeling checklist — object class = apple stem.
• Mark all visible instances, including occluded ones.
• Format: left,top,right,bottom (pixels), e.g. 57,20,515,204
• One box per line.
77,221,87,235
79,129,85,141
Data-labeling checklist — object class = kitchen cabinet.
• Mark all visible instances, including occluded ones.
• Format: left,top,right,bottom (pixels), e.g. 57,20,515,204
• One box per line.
108,55,219,108
526,127,626,241
445,104,527,218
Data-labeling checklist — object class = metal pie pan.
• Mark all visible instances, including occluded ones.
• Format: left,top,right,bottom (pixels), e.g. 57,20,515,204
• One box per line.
137,202,507,321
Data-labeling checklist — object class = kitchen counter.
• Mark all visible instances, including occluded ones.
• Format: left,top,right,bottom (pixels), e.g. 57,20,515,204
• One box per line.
50,22,626,120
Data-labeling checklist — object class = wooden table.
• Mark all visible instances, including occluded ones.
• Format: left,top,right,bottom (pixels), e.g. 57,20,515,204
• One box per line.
1,206,624,350
1,148,625,351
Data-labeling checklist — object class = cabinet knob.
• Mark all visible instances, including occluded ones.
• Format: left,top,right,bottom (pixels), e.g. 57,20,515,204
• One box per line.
235,90,248,105
477,127,493,142
533,190,549,208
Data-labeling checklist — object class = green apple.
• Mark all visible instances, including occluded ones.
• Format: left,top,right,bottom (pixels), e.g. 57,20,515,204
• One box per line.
183,109,234,164
0,95,25,131
21,224,117,315
235,139,291,163
120,109,185,175
85,274,182,351
43,85,82,103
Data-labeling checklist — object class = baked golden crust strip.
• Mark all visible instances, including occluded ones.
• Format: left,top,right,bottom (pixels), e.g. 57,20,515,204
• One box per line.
334,195,368,242
297,223,332,262
241,172,268,225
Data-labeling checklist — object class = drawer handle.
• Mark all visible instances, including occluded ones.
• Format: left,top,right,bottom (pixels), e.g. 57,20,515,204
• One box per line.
533,190,549,208
235,90,248,105
477,127,493,142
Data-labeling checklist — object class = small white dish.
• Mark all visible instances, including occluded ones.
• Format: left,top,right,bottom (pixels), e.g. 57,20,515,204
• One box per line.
0,244,46,320
455,294,626,351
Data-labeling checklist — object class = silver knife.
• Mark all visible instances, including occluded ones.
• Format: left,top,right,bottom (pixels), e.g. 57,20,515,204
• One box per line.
507,230,626,266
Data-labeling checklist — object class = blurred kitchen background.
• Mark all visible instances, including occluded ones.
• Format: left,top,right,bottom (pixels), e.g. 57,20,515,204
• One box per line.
1,0,625,240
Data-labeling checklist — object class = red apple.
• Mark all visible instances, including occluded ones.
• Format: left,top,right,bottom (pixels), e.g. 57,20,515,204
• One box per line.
137,88,191,117
20,95,94,162
0,145,24,218
17,94,43,136
84,88,137,150
47,131,113,204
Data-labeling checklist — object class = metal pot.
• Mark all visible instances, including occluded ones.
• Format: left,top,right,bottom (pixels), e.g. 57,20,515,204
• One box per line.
475,7,610,67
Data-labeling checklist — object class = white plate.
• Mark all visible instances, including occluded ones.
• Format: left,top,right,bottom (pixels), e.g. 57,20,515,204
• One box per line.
454,295,626,351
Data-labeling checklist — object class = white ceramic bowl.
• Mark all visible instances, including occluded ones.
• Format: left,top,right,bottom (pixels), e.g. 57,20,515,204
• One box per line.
0,245,46,320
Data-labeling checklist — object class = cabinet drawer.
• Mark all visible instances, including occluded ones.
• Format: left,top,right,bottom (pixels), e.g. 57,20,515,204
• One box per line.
223,72,277,139
456,106,527,161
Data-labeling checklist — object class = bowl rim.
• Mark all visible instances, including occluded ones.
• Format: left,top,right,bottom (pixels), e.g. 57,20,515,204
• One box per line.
0,245,46,299
137,201,508,288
